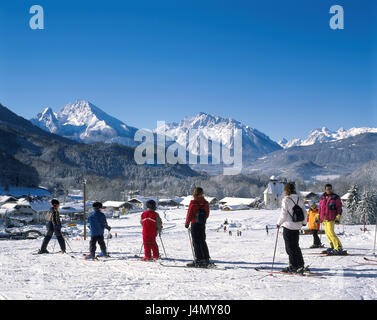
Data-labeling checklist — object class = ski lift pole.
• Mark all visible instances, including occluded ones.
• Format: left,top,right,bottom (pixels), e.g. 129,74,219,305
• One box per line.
373,220,377,256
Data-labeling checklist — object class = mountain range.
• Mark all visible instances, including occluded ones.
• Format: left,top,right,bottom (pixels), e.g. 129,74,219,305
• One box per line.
279,127,377,149
0,103,200,196
31,101,138,146
29,100,377,182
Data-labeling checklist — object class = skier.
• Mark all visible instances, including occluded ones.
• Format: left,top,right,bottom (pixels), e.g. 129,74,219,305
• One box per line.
277,182,307,274
140,200,162,261
185,187,211,267
318,184,345,255
38,199,66,254
307,202,323,248
85,202,111,259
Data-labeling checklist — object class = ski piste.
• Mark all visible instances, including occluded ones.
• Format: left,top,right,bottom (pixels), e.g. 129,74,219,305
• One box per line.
254,267,326,278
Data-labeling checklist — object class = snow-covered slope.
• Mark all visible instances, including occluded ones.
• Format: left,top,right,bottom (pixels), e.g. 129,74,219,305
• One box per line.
279,127,377,148
155,112,282,162
31,101,138,146
0,207,376,300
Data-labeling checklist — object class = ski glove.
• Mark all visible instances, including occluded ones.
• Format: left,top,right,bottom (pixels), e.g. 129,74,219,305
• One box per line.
185,223,190,229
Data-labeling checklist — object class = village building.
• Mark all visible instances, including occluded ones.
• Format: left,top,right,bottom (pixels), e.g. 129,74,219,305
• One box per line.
128,197,158,210
180,196,218,208
219,197,259,211
263,176,285,208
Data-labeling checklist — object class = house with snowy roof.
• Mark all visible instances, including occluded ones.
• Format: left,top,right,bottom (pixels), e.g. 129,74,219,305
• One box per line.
219,197,259,211
128,197,158,210
180,196,218,208
103,201,133,211
263,176,285,208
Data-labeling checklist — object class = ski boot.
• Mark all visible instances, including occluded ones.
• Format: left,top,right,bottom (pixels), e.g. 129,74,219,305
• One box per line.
38,249,49,254
97,251,109,258
281,266,296,273
85,252,96,260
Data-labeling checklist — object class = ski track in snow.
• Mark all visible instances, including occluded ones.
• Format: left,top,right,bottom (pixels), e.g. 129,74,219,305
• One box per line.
0,208,376,300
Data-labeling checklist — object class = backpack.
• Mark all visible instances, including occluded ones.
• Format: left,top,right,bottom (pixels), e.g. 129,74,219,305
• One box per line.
287,197,305,222
195,206,207,224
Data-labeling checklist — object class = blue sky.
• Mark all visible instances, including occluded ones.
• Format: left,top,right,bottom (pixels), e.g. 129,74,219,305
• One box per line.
0,0,375,141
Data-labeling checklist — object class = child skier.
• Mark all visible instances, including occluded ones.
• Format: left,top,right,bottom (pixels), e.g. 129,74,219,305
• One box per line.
140,200,162,261
38,199,66,254
307,202,323,248
86,202,111,259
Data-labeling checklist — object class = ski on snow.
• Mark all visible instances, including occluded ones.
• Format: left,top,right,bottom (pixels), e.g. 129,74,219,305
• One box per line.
254,267,326,278
159,262,227,270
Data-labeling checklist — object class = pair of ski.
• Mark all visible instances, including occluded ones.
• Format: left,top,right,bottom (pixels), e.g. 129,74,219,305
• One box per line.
305,250,348,257
254,266,325,278
159,261,227,270
354,257,377,266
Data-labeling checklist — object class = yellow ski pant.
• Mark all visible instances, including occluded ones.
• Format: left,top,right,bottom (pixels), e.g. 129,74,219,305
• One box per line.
323,220,342,250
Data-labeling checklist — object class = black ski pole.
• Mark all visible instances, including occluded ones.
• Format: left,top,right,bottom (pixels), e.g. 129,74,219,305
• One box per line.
271,227,280,273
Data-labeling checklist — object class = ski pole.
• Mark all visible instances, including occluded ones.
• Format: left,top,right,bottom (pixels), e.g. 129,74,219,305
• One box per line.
271,227,280,273
64,236,74,253
52,237,56,252
373,220,377,255
139,242,143,256
187,228,196,261
159,234,167,258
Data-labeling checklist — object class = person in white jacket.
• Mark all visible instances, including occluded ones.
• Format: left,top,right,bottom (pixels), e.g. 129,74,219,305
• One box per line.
277,182,307,274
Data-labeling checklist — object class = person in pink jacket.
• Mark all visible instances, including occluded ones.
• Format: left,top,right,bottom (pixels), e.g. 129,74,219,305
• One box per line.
318,184,345,255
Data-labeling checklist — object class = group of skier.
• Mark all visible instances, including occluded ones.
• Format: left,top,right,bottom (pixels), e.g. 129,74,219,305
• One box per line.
37,183,345,273
276,182,345,274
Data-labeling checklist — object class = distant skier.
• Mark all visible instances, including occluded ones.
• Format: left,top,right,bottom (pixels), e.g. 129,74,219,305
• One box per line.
277,183,307,274
85,202,111,259
229,230,232,236
307,202,322,248
319,184,345,255
38,199,66,254
185,187,211,267
140,200,162,261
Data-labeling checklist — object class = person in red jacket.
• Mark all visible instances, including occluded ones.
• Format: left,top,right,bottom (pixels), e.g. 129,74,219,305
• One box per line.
185,187,211,267
140,200,162,261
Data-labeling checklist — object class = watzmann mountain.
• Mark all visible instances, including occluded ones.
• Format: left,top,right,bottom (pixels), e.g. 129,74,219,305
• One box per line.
31,100,138,146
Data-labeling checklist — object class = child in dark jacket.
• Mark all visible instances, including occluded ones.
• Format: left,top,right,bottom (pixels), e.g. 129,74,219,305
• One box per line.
140,200,162,261
86,202,111,259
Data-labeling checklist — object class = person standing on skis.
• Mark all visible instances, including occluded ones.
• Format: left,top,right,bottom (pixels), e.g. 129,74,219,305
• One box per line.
86,202,111,259
277,183,307,274
38,199,66,254
307,202,323,248
185,187,211,267
318,184,345,255
140,200,162,261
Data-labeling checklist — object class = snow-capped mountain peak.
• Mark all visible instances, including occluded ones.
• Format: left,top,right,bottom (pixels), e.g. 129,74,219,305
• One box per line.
279,126,377,148
31,100,138,146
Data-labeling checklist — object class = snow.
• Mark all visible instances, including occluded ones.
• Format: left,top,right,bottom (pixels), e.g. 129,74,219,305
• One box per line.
280,127,377,149
0,208,377,300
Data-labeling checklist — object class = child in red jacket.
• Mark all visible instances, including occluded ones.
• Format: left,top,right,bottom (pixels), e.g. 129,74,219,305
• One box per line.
140,200,162,261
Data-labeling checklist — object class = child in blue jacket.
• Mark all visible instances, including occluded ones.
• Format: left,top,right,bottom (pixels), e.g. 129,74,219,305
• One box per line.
86,202,111,259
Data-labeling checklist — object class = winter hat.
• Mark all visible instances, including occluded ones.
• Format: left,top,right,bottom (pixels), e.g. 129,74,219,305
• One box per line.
93,202,103,209
146,200,157,211
51,199,60,206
